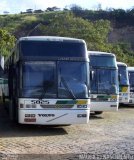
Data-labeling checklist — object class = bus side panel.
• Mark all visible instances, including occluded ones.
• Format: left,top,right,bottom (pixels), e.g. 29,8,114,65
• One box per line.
119,86,130,103
90,101,119,111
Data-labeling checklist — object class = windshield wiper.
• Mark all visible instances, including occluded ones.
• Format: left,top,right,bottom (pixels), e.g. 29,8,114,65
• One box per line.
39,80,53,99
61,76,76,100
106,90,112,95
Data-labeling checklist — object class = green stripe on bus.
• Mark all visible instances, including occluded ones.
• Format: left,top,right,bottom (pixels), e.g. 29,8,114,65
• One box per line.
56,100,77,105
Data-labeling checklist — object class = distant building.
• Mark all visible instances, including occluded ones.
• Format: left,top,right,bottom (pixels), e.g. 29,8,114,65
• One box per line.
26,9,33,13
34,9,44,13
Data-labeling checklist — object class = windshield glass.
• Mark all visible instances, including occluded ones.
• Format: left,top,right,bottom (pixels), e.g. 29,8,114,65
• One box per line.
118,66,129,85
90,55,116,67
20,41,86,58
22,61,89,99
22,62,57,98
90,69,118,94
58,61,89,99
129,71,134,87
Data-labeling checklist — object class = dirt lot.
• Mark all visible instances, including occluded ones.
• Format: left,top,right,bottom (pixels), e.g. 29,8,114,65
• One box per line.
0,103,134,160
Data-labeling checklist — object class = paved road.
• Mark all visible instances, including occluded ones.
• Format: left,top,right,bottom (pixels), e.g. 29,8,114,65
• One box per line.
0,103,134,160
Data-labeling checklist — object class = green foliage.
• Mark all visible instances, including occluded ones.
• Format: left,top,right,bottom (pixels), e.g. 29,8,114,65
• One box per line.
110,43,134,66
71,7,134,27
0,29,16,56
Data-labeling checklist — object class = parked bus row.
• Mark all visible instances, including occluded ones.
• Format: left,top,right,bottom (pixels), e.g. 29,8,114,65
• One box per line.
89,51,134,114
0,36,133,125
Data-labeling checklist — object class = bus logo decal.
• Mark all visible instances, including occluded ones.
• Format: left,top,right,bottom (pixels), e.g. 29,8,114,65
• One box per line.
38,114,55,117
31,100,50,105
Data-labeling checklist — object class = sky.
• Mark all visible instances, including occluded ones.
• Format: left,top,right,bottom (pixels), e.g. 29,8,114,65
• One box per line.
0,0,134,14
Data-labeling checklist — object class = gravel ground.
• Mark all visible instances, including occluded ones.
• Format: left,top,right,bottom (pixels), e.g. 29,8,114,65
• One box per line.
0,103,134,160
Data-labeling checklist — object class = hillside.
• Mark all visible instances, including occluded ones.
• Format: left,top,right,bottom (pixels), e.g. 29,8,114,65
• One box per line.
108,27,134,50
0,9,134,65
71,7,134,51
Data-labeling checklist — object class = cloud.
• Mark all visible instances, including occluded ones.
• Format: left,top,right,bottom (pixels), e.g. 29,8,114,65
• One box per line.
0,0,10,13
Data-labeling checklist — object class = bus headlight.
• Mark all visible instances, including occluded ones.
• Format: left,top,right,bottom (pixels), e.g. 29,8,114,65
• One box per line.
77,105,87,108
122,93,128,96
108,98,117,102
20,103,24,108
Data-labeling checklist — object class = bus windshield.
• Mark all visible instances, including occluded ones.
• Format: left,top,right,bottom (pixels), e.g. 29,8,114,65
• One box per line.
91,69,118,94
22,61,89,99
58,61,89,99
129,72,134,92
118,66,129,85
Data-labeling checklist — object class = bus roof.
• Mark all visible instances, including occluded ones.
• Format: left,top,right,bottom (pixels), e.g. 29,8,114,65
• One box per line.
117,62,127,67
88,51,115,57
19,36,85,43
128,67,134,71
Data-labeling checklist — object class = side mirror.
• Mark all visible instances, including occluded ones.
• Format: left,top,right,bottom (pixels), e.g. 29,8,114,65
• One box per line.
118,73,121,82
90,70,94,80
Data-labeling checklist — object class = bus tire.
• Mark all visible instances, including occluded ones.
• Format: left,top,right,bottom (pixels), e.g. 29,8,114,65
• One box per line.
94,111,103,115
9,99,18,123
2,93,5,103
9,99,14,121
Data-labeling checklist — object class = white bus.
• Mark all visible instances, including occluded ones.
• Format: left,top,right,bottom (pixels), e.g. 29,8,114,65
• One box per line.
3,36,90,125
117,62,130,104
88,51,119,114
128,67,134,105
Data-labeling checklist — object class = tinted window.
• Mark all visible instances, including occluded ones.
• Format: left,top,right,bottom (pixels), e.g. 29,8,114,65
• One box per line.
90,55,116,67
20,41,86,58
90,69,118,94
58,61,89,99
118,66,129,85
21,61,89,99
129,71,134,86
22,62,57,98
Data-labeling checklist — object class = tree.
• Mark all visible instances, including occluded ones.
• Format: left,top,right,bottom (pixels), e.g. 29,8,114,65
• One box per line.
97,3,102,11
34,9,44,13
0,29,16,56
26,9,33,13
46,6,60,12
70,4,83,11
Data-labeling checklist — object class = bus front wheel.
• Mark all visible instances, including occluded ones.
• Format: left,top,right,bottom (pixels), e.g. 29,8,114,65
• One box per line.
94,111,103,115
9,99,18,123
